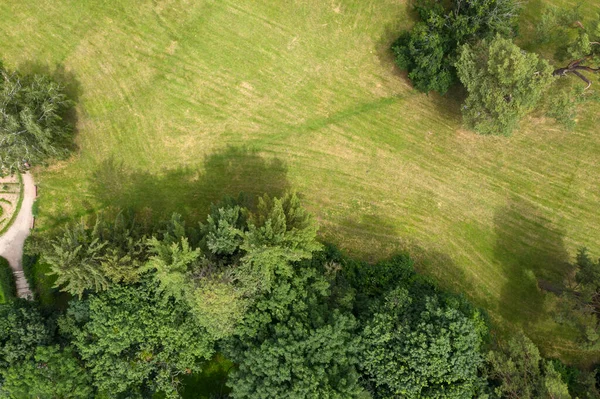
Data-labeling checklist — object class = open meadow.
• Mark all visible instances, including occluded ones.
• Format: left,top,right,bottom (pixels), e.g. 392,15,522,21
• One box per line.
1,0,599,363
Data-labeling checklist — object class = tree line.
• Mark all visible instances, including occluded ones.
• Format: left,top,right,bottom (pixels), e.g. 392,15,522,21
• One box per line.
0,192,597,398
393,0,600,135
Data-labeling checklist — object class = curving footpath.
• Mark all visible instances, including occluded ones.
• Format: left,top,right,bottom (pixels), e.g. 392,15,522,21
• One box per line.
0,173,35,299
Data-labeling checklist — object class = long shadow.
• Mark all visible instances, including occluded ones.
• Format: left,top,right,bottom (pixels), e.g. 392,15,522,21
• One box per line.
493,196,570,327
89,146,290,224
331,213,480,308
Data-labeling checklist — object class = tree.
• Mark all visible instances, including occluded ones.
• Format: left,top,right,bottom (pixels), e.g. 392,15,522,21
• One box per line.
537,10,600,89
0,345,92,399
392,0,520,94
238,192,322,293
555,248,600,348
360,288,487,398
339,255,487,398
0,62,74,173
224,265,362,399
486,332,571,399
45,211,149,297
0,300,51,368
60,279,215,398
456,36,554,135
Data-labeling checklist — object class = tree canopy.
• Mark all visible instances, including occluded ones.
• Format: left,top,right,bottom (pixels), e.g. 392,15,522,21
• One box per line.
3,192,591,398
59,279,215,397
392,0,520,94
0,62,74,173
456,36,554,135
224,264,362,399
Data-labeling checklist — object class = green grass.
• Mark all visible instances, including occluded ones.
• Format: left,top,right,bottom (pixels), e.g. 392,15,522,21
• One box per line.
1,0,600,363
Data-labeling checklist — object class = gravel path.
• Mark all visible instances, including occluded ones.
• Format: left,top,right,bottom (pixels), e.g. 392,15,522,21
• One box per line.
0,173,35,299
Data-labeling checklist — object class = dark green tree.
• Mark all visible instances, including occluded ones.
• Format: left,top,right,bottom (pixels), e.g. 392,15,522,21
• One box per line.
60,279,215,398
556,248,600,348
456,36,554,135
0,300,51,368
360,288,487,398
0,62,74,172
0,345,92,399
45,211,149,297
339,255,487,398
392,0,520,94
224,265,362,399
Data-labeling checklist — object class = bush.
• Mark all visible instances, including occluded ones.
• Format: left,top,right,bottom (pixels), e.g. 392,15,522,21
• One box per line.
0,256,16,302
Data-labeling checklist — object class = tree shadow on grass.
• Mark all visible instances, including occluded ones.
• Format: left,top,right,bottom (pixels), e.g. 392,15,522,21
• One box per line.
493,196,570,328
331,214,480,308
89,146,290,224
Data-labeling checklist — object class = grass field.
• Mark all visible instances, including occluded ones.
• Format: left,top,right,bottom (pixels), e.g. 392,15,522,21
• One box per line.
1,0,599,363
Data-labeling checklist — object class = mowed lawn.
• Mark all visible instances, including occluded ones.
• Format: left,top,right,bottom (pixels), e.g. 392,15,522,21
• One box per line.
1,0,599,363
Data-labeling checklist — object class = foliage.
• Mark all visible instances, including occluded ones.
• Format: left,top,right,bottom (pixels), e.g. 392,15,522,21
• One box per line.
224,265,362,399
550,358,600,399
60,279,215,398
0,63,74,173
486,332,571,399
0,345,92,399
0,300,51,368
555,248,600,348
45,211,149,297
145,214,200,303
392,0,520,94
456,35,554,135
22,235,67,309
0,256,16,302
199,200,247,259
238,192,322,293
544,81,586,130
346,256,487,398
143,192,322,340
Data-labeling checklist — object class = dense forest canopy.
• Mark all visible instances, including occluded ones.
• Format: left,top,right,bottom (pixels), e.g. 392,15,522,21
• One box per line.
0,193,596,398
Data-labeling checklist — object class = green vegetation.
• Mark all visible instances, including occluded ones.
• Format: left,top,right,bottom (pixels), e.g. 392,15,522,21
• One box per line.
456,36,554,135
486,332,571,398
0,174,23,236
0,257,16,303
1,196,597,398
0,62,74,173
1,0,599,370
392,0,519,94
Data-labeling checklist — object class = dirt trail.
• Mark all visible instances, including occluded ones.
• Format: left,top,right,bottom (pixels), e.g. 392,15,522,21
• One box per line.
0,173,35,299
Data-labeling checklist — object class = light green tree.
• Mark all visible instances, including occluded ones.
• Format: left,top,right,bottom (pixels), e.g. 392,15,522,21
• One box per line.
238,192,322,293
456,36,554,135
